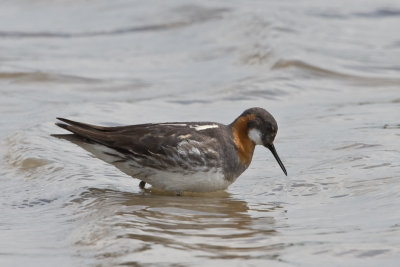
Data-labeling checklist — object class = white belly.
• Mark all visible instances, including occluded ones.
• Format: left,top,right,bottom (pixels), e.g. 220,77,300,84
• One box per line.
80,143,231,192
142,168,231,192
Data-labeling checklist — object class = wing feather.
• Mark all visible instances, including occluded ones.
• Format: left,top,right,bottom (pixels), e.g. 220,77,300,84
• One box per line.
55,118,223,170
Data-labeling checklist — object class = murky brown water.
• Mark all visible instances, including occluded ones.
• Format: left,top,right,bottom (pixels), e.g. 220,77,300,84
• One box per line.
1,0,400,266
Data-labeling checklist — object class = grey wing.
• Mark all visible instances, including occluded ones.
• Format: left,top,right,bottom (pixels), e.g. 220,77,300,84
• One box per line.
54,118,223,172
144,137,222,172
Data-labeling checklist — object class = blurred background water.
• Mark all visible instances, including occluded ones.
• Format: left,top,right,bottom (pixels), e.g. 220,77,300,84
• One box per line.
1,0,400,266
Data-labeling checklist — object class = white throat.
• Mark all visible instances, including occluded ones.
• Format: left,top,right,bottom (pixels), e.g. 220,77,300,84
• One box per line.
248,129,263,145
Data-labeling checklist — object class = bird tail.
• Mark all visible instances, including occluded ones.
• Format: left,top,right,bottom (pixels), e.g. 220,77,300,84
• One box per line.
55,117,108,132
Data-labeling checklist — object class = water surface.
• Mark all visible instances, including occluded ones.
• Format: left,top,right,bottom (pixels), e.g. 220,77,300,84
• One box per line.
1,0,400,266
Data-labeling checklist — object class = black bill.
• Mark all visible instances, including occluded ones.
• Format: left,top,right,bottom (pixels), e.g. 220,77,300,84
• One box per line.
266,144,287,176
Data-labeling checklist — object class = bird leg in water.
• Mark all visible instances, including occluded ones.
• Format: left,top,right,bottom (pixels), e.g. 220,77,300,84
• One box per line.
139,181,146,189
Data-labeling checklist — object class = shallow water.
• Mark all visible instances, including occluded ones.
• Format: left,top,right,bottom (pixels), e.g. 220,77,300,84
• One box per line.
1,0,400,266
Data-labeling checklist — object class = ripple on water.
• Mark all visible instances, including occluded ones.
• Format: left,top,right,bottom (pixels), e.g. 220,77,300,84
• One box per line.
271,59,400,86
1,1,400,265
0,5,230,39
63,188,285,264
0,71,100,84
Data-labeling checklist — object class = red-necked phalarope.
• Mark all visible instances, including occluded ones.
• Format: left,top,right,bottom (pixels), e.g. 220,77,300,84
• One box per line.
54,107,287,194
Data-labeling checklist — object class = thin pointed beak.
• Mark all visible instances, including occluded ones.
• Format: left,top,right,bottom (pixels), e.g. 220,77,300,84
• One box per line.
265,144,287,176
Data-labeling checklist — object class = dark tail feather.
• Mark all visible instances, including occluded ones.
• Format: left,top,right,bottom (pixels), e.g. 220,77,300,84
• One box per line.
54,118,115,147
55,122,70,131
53,122,96,143
54,121,90,136
56,118,108,131
51,133,90,143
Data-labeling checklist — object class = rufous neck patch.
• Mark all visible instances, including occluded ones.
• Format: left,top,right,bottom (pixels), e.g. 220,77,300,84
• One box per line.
231,114,256,166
